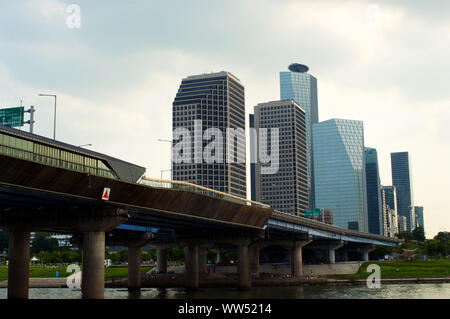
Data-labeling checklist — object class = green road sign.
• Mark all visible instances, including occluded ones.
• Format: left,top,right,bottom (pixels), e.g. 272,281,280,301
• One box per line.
0,107,24,127
305,208,321,217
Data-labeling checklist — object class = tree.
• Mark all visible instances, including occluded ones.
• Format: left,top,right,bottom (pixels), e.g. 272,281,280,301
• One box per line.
412,227,426,242
0,230,8,251
395,231,414,241
31,232,60,255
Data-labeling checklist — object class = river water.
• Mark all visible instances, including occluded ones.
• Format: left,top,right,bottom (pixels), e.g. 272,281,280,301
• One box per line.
0,283,449,299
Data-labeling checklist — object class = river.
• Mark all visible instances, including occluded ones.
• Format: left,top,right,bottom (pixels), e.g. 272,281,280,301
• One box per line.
0,283,449,299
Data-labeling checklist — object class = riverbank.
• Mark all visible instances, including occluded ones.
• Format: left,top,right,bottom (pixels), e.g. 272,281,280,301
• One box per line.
327,259,450,280
0,265,154,283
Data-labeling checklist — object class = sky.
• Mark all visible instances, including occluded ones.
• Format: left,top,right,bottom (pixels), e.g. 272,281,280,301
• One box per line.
0,0,449,238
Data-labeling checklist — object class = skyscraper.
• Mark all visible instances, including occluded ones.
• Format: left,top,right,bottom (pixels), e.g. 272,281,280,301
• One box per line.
415,206,424,230
280,63,318,207
253,100,308,215
382,186,398,213
381,185,399,237
365,147,383,235
391,152,415,231
381,186,399,237
313,119,368,232
172,71,246,198
249,114,256,202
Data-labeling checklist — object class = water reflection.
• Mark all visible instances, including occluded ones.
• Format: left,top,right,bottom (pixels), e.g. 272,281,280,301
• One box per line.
0,283,448,299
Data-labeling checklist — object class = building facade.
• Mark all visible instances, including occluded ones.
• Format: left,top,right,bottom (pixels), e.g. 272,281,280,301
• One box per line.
253,100,308,215
398,215,408,233
280,63,318,207
365,147,383,235
381,186,399,237
313,119,368,232
391,152,415,231
172,72,247,198
415,206,424,230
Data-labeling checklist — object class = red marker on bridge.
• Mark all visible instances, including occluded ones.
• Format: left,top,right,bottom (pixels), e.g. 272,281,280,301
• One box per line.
102,187,111,201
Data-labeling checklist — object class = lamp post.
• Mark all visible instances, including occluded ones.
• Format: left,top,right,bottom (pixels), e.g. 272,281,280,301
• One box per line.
158,138,173,180
160,169,172,180
38,94,57,140
78,144,92,148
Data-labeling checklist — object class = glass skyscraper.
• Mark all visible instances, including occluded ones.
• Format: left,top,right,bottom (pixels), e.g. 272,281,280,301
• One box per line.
280,63,318,207
313,119,368,232
253,100,308,215
172,71,246,198
415,206,424,230
365,147,382,235
391,152,415,231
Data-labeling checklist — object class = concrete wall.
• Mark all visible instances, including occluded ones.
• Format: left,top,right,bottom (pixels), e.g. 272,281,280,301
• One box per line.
147,261,362,277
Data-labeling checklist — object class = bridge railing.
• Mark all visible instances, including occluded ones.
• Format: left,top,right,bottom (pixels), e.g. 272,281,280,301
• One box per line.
139,176,271,209
0,144,116,179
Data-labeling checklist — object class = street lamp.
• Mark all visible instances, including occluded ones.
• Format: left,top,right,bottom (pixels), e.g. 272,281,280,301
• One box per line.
158,138,173,180
160,169,172,180
38,94,57,140
78,144,92,148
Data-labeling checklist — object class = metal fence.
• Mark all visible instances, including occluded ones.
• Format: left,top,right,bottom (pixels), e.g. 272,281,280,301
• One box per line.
139,176,270,209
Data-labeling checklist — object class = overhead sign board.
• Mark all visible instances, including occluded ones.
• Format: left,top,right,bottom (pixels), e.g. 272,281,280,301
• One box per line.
305,208,321,217
0,107,25,127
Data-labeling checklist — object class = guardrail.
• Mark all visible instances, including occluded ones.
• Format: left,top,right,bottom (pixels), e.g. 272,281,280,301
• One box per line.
139,176,271,209
0,144,117,180
271,209,402,243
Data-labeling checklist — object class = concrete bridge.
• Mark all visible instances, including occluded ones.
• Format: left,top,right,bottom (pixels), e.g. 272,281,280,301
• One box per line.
0,125,400,299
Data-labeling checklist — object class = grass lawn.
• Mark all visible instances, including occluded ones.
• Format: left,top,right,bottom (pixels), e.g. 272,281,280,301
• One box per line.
0,265,154,282
329,258,450,280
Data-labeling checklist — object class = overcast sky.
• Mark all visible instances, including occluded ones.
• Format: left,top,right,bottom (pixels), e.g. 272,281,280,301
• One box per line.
0,0,449,238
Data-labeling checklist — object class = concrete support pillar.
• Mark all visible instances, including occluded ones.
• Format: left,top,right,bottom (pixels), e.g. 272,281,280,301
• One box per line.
329,248,336,264
216,251,226,264
185,244,199,289
157,248,168,274
198,247,207,273
7,231,30,299
128,246,141,292
250,245,260,278
291,244,303,277
363,250,369,261
238,243,251,290
82,231,105,299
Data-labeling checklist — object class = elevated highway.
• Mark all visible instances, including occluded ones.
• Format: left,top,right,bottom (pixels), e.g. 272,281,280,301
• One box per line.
0,124,400,298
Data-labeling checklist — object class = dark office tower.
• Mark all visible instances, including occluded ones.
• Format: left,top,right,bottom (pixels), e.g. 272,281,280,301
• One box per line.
280,63,318,207
172,72,246,198
365,147,382,235
253,100,308,215
249,114,256,202
414,206,424,230
382,186,397,212
391,152,415,231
